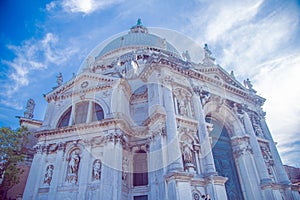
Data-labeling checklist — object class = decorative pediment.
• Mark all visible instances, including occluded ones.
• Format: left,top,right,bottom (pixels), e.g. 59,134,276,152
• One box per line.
44,72,119,102
197,66,245,90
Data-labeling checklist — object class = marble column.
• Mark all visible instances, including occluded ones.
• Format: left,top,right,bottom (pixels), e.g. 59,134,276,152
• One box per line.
163,86,183,172
148,131,166,200
231,137,263,200
192,93,216,176
243,112,273,183
78,143,92,199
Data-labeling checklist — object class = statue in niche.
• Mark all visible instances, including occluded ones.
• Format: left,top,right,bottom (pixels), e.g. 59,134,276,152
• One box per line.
43,165,54,185
24,98,35,119
178,98,187,116
182,139,193,164
233,103,246,126
56,72,63,86
92,159,102,181
66,150,80,183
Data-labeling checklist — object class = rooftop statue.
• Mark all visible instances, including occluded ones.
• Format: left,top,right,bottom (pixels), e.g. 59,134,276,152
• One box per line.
24,98,35,119
57,72,63,86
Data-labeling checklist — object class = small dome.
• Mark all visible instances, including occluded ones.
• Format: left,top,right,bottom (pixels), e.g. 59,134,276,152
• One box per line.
96,19,179,58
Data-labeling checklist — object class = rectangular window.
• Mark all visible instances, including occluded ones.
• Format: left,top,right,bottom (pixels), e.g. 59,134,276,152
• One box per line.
134,195,148,200
75,101,89,124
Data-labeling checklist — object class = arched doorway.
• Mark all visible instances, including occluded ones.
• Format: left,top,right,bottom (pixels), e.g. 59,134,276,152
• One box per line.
205,116,244,200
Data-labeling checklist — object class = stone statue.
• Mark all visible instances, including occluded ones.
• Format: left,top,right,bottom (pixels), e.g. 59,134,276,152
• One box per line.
66,150,80,183
92,159,102,181
182,50,191,62
243,78,253,89
24,98,35,119
56,72,63,86
178,99,187,116
203,44,215,64
182,139,193,164
43,165,54,185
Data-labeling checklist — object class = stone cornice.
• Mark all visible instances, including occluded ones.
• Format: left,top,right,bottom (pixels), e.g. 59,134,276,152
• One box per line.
17,117,43,127
35,118,129,138
143,109,166,127
176,116,198,128
139,55,265,107
164,172,194,182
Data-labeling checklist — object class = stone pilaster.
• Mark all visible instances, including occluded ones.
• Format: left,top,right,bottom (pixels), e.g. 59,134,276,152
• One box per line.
192,88,216,176
48,143,66,199
23,145,45,199
231,136,263,199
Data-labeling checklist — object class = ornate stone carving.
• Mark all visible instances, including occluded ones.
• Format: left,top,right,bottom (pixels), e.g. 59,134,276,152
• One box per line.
158,74,173,87
24,98,35,119
232,136,253,158
193,86,210,107
92,159,102,181
66,149,80,184
43,164,54,185
232,103,245,125
122,156,129,180
249,112,265,138
260,144,274,177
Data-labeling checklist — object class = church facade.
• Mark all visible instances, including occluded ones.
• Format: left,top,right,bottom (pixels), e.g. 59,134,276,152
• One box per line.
23,20,300,200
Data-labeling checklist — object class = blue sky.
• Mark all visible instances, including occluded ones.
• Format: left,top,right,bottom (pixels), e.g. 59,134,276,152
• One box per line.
0,0,299,167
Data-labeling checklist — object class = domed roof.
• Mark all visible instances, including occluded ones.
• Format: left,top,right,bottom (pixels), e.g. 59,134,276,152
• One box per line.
96,19,179,58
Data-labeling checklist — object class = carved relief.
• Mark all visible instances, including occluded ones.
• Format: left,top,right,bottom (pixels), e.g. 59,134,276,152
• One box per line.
92,159,102,181
249,112,265,138
260,143,274,178
122,156,129,180
232,136,253,159
43,164,54,185
66,149,81,184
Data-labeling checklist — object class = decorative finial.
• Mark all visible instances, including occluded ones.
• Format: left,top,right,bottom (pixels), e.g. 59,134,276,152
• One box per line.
130,18,148,33
137,18,142,26
24,98,35,119
203,43,215,66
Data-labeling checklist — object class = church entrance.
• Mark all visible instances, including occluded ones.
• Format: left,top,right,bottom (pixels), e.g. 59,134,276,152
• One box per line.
206,116,244,200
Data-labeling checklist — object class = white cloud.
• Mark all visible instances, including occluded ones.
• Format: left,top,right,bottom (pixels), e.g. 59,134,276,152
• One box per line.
184,0,300,165
254,54,300,166
205,0,264,43
1,33,78,108
60,0,124,14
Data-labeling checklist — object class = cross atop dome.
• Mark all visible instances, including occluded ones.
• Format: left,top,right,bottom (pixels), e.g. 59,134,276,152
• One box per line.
130,18,148,34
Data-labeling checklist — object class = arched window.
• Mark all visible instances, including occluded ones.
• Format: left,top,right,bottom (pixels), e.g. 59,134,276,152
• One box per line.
133,150,148,186
92,103,104,121
74,101,89,124
58,107,71,128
